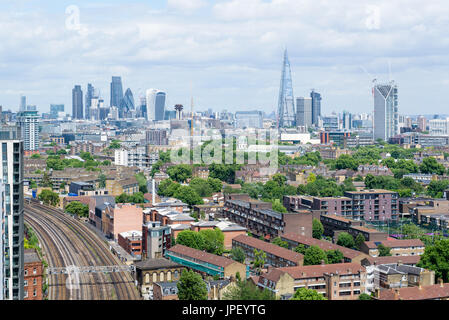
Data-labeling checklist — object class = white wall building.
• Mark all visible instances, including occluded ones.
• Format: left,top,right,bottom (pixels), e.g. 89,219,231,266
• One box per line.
429,118,449,136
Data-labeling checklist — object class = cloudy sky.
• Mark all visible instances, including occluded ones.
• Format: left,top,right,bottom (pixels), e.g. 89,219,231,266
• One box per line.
1,0,449,115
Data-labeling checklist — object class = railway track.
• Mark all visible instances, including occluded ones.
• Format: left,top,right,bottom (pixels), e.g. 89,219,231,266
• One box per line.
24,200,141,300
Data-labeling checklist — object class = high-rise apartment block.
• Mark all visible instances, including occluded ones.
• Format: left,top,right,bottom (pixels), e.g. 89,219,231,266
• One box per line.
16,109,39,154
373,81,399,141
0,125,24,300
296,97,312,128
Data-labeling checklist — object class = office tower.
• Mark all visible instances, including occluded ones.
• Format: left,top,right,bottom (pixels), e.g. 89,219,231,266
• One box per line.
121,88,135,118
175,105,184,120
343,111,352,130
146,89,166,121
16,109,39,153
235,111,263,129
296,97,312,128
405,116,413,128
110,76,124,109
322,115,339,131
373,81,399,141
418,116,427,132
20,96,26,111
72,85,84,119
0,125,24,300
50,104,64,119
310,90,322,126
139,97,147,119
277,49,296,128
85,83,94,120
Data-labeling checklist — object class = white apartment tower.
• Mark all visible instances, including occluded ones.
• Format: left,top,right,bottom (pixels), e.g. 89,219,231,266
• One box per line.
373,81,399,141
0,126,24,300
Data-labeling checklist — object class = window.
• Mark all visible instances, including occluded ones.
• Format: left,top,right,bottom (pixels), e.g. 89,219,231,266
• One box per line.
33,279,37,285
24,291,28,298
24,280,28,287
33,290,37,297
33,268,36,274
24,269,28,276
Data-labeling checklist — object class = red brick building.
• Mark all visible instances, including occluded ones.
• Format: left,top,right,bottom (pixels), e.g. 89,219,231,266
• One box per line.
24,249,44,300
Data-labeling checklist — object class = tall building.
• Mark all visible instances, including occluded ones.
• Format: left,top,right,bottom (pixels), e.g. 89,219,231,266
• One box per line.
110,76,124,109
72,85,84,120
310,90,322,126
16,110,39,153
20,96,26,111
121,88,135,118
296,97,312,128
418,116,427,132
235,111,263,129
277,49,296,128
50,104,64,119
146,89,166,121
343,111,352,130
373,81,399,141
85,83,94,120
0,125,24,300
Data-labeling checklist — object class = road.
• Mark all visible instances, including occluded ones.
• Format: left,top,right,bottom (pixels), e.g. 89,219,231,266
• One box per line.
24,200,141,300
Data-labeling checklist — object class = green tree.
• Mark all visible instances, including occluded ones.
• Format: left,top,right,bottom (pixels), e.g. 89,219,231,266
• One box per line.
41,171,53,188
337,232,355,249
190,178,214,197
271,199,288,213
176,230,206,250
355,233,366,250
135,173,148,194
223,279,275,300
173,186,204,206
335,154,358,170
326,249,344,264
65,201,89,217
199,228,225,255
29,180,38,189
31,153,41,159
80,151,94,161
359,293,372,300
272,237,288,249
98,173,107,189
207,177,223,192
109,140,121,149
420,157,446,175
377,244,392,257
417,239,449,282
167,164,193,183
427,180,449,198
303,245,328,266
230,247,246,263
252,249,266,274
291,288,327,300
38,189,60,206
312,218,324,239
177,270,207,300
294,244,307,255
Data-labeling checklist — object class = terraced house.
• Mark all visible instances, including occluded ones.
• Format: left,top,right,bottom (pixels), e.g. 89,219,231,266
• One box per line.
360,239,425,257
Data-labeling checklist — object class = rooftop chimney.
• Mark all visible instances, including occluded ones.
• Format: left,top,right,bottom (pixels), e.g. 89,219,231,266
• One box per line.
439,279,444,288
321,260,325,265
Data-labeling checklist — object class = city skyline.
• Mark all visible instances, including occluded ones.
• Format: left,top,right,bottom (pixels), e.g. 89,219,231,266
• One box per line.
2,1,449,115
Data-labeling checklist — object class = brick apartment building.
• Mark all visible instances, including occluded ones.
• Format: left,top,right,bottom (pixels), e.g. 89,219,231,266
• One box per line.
320,214,388,242
117,230,142,258
360,239,425,257
232,235,304,268
223,194,314,240
257,263,366,300
284,189,399,222
280,233,368,263
376,281,449,300
102,203,143,240
24,249,43,300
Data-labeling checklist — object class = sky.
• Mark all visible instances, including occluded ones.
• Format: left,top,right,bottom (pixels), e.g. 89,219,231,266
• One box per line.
1,0,449,115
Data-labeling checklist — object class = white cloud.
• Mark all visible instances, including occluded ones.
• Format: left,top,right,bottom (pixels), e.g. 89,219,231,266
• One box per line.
167,0,207,12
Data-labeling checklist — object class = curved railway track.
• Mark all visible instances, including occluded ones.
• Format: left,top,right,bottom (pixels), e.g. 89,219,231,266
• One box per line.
24,200,140,300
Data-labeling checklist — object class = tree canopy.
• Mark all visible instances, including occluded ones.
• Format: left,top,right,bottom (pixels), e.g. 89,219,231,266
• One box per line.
65,201,89,217
177,270,208,300
291,287,327,300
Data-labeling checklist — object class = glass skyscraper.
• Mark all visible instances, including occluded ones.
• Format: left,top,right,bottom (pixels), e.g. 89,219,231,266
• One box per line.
310,90,322,126
110,76,124,109
373,81,399,141
72,85,83,119
146,89,166,121
121,88,135,118
277,49,296,128
296,97,312,128
85,83,94,120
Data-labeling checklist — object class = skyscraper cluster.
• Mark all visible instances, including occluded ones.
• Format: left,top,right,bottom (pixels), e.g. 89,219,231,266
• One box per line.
72,77,166,121
277,49,322,129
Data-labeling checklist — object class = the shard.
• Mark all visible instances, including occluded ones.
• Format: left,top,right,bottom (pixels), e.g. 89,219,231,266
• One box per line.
277,49,296,128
